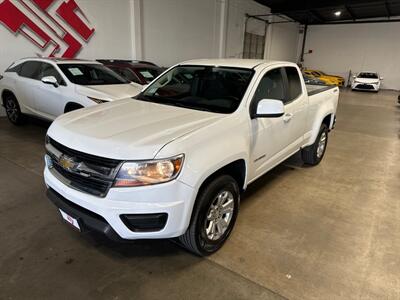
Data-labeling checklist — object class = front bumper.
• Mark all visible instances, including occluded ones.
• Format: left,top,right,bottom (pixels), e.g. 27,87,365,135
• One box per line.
47,187,123,241
44,166,196,240
351,83,379,91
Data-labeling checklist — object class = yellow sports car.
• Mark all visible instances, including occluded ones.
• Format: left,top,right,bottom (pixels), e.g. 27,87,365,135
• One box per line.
304,69,345,86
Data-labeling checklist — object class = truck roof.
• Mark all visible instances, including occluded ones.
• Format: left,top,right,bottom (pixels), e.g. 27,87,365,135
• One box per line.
179,59,289,69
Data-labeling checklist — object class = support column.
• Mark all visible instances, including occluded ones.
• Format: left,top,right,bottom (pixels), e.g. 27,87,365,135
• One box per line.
130,0,143,60
217,0,228,58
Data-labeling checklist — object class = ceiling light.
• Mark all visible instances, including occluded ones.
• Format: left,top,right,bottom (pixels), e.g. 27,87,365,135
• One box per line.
334,11,341,17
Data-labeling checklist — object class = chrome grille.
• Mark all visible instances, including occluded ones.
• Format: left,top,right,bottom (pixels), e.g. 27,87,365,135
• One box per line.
46,138,122,197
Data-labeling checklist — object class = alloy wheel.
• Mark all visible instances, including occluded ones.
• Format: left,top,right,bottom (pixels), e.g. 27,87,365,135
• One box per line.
317,131,327,158
204,190,235,241
5,98,19,123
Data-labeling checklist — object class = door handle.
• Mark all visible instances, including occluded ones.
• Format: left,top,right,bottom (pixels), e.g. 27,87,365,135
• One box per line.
283,113,293,123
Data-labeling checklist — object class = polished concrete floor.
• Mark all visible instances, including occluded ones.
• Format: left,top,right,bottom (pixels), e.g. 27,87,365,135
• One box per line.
0,89,399,299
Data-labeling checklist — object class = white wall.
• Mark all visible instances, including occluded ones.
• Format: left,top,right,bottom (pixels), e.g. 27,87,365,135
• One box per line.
141,0,220,67
303,23,400,89
266,17,300,62
225,0,270,58
74,0,133,60
139,0,300,65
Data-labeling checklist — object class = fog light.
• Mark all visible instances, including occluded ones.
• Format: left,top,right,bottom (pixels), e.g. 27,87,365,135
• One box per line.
120,213,168,232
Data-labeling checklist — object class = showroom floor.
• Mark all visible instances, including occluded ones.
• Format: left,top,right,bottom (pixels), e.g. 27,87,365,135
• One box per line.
0,89,399,300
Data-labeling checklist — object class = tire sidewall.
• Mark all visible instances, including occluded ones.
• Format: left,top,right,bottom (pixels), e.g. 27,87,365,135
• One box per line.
313,124,328,164
193,175,240,255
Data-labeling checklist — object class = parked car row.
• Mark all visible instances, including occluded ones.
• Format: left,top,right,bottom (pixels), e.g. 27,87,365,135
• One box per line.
303,69,345,86
0,58,164,123
302,73,326,85
303,68,384,92
98,59,163,85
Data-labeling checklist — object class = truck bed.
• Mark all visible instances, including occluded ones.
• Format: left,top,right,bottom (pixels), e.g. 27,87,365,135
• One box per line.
306,84,337,96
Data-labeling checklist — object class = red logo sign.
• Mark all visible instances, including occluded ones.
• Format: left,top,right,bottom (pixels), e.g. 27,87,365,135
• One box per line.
0,0,95,58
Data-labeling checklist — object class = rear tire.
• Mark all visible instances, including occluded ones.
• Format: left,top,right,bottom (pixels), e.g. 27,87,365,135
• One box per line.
4,94,24,125
178,175,240,256
301,123,328,166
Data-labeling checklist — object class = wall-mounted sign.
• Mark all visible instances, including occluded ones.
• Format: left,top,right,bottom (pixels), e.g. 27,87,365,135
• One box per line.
0,0,95,58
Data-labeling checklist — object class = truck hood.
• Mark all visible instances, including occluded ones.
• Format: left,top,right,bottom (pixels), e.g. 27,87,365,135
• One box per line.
48,98,224,160
76,83,142,101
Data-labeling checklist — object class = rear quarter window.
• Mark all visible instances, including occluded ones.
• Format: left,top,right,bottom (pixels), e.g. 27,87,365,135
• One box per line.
285,67,302,102
19,61,42,79
6,63,22,74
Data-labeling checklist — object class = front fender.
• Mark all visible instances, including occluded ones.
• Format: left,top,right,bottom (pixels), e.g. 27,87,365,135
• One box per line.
155,115,250,191
307,110,334,147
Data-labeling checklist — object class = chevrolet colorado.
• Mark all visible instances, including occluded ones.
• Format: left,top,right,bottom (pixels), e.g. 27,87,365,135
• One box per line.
44,59,339,256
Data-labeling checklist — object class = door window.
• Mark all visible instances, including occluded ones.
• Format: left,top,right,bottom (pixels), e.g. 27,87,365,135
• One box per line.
251,68,285,115
285,67,302,102
19,61,42,80
40,63,66,86
252,68,285,103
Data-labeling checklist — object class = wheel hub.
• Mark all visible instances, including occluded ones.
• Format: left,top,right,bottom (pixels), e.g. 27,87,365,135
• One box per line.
205,190,235,241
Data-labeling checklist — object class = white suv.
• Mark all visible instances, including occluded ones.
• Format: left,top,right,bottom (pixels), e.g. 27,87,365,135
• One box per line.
0,58,142,124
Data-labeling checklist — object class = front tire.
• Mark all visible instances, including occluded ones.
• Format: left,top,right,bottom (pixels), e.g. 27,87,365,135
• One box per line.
179,175,240,256
4,94,24,125
301,123,329,166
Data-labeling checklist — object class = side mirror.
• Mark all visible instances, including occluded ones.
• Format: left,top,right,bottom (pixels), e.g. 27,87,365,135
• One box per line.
42,76,59,87
352,75,357,79
254,99,284,118
380,77,384,80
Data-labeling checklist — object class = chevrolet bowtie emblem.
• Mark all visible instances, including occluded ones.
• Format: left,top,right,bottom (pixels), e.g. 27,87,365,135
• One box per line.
59,155,77,171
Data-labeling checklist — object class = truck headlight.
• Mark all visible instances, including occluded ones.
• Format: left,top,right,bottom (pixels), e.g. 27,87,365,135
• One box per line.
114,154,184,187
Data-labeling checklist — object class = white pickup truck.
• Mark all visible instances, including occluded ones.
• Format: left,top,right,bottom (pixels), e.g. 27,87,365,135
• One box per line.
44,59,339,256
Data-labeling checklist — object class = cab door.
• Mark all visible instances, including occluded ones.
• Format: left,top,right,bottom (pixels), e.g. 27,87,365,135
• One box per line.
34,63,69,119
280,66,308,153
248,66,307,181
16,61,42,113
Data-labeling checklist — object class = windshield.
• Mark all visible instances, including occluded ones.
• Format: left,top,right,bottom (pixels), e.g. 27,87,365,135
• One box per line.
58,64,129,85
137,68,162,83
137,65,254,114
108,66,141,84
358,72,378,79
